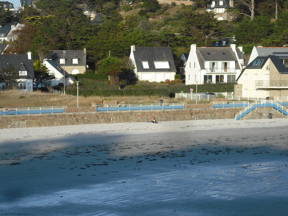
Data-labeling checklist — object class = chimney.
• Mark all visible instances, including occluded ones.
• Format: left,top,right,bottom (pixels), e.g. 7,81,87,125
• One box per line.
27,51,32,60
230,44,236,52
131,45,136,53
190,44,197,53
238,46,243,52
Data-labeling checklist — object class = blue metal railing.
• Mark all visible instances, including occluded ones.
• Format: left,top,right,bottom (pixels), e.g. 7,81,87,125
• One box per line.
0,107,65,116
235,102,288,120
96,104,185,112
212,103,249,109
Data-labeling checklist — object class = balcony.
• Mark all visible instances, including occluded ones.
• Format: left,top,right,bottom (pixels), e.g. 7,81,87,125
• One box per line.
255,80,288,89
205,68,237,73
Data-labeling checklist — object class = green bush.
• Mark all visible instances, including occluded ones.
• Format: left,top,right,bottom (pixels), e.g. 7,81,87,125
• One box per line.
67,78,234,97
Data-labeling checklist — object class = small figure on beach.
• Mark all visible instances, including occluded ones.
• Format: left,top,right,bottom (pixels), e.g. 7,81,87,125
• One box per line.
151,117,158,124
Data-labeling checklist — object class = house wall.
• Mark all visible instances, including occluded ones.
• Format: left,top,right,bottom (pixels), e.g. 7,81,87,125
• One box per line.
185,45,201,85
237,66,270,99
137,72,175,82
236,59,288,99
16,79,33,92
62,66,86,75
268,61,288,100
234,84,242,97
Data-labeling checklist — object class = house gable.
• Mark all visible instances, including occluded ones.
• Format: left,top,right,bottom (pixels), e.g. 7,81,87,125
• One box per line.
131,46,176,73
0,53,34,79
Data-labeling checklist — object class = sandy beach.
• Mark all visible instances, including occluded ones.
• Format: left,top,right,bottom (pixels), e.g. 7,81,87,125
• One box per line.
1,119,288,215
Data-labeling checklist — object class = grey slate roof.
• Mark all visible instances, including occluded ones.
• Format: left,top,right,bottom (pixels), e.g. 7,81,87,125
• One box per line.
133,47,176,72
237,55,288,81
46,59,71,77
0,23,12,37
0,54,34,79
256,47,288,58
196,47,241,69
49,50,86,67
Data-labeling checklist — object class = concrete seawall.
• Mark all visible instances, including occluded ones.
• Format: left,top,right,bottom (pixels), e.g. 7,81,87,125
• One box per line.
0,109,241,129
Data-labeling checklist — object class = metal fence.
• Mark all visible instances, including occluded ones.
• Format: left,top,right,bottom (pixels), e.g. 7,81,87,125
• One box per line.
96,104,185,112
0,107,65,116
213,101,288,109
175,92,235,101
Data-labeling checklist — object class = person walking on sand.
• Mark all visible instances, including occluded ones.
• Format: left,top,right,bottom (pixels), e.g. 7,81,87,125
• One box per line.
151,117,158,124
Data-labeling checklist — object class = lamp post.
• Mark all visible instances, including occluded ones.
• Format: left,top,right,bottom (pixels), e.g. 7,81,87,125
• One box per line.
63,71,66,95
195,73,198,104
76,81,79,109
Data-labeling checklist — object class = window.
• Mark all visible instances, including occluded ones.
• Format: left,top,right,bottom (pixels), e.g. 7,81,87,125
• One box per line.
211,62,216,72
204,75,213,84
227,75,235,83
142,61,149,69
219,0,224,6
72,58,79,64
60,58,65,64
19,71,27,76
216,75,224,83
224,62,228,72
283,59,288,67
211,1,215,8
154,61,170,69
18,82,26,89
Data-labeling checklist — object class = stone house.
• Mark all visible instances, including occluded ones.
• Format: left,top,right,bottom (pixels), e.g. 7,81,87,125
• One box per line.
235,55,288,100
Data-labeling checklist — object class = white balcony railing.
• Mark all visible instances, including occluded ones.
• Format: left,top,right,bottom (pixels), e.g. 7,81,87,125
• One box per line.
205,68,237,73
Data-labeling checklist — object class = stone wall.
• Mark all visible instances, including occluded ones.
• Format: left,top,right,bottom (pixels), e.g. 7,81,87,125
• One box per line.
0,109,241,129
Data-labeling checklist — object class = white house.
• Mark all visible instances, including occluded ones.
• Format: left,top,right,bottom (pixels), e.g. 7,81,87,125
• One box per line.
129,45,176,82
47,49,87,75
43,59,74,87
207,0,234,21
0,23,24,42
235,55,288,100
185,44,245,85
0,52,34,91
248,46,288,64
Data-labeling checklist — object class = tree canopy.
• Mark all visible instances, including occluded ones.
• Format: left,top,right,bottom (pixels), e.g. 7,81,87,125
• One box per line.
6,0,288,67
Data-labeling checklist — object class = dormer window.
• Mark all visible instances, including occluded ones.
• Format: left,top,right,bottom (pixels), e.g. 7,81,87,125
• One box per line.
19,70,27,76
211,1,215,8
72,58,79,64
60,58,65,64
142,61,149,69
154,61,170,69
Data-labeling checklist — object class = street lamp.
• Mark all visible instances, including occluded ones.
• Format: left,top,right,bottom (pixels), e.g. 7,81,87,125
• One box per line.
76,80,79,109
63,71,66,95
195,72,198,104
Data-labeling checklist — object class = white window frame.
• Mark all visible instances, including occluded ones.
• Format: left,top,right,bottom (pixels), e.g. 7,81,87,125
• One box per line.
19,71,27,76
60,58,66,64
142,61,149,69
154,61,170,69
72,58,79,65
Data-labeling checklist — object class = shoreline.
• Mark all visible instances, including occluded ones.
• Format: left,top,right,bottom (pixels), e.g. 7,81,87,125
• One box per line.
1,118,288,142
